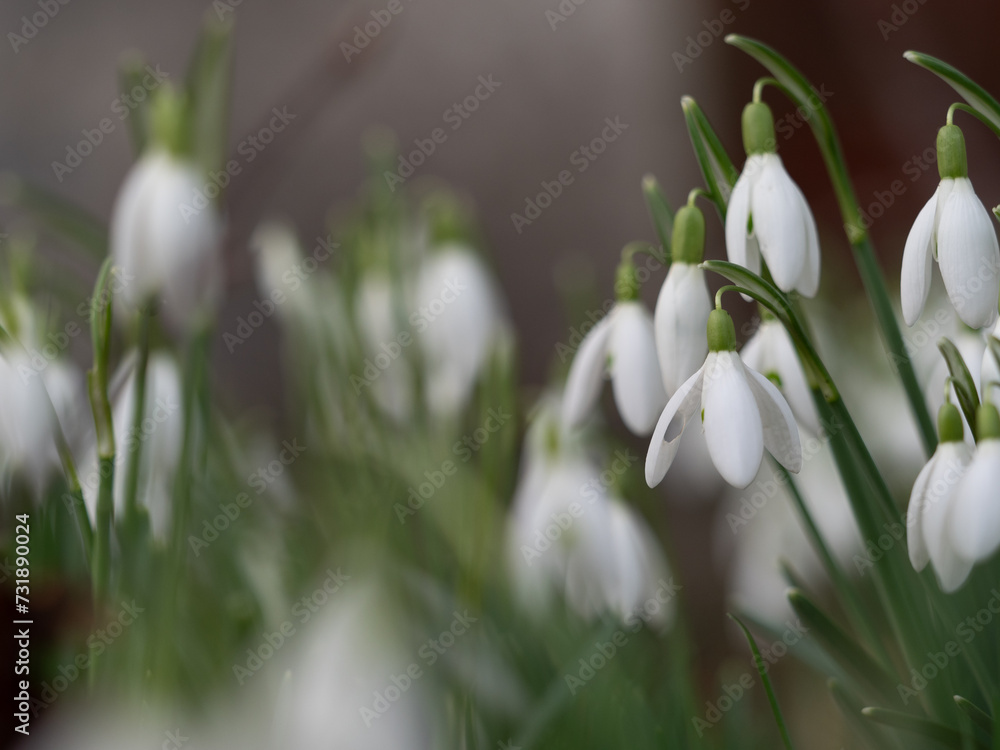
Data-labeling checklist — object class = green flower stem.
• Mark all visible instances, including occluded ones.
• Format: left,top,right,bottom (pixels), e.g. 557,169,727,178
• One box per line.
122,309,151,543
776,462,893,672
726,34,937,457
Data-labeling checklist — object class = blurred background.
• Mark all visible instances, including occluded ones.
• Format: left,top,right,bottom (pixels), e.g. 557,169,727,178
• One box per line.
4,0,1000,743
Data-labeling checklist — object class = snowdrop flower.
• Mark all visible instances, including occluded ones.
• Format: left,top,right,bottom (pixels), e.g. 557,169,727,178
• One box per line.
655,203,712,394
110,90,223,333
647,307,802,489
741,314,820,434
413,243,509,417
901,124,1000,329
947,403,1000,580
725,102,820,297
563,255,667,435
906,402,973,592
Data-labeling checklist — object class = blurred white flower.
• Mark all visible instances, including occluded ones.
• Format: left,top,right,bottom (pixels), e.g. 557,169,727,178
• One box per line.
647,310,802,490
562,300,666,436
111,149,223,332
654,261,711,395
741,317,820,434
725,152,820,297
414,244,509,418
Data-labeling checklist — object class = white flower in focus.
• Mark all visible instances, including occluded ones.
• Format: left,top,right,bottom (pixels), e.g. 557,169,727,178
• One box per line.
414,244,508,418
647,309,802,490
725,102,821,297
655,263,711,394
906,410,973,593
563,300,667,436
111,149,223,332
946,404,1000,581
741,317,820,434
901,125,1000,329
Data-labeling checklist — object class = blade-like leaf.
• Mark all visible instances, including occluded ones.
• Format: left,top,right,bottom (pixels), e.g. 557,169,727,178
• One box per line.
729,614,795,750
939,337,980,437
955,695,994,735
0,174,107,260
863,707,987,749
641,174,673,260
185,14,234,176
681,96,738,221
119,53,153,155
829,680,900,750
904,52,1000,142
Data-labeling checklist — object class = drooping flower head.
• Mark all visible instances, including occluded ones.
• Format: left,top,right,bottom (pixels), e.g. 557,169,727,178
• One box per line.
647,306,802,489
725,101,821,297
901,123,1000,330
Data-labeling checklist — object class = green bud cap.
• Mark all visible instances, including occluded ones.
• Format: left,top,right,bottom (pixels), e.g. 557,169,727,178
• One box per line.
937,402,964,443
615,257,639,301
707,308,737,352
150,85,189,157
671,205,706,264
742,102,776,155
976,402,1000,441
937,124,967,180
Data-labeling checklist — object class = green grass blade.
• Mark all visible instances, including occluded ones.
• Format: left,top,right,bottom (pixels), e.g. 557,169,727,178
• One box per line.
729,614,795,750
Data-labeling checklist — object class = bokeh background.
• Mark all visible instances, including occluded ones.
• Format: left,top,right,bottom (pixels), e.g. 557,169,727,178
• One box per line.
4,0,1000,742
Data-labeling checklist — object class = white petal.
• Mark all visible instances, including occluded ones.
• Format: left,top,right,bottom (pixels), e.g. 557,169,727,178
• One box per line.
901,189,939,326
654,263,711,394
562,313,614,430
702,351,764,488
725,163,755,272
906,453,936,572
937,179,1000,329
792,181,821,297
750,154,807,293
645,362,705,487
948,440,1000,563
609,302,668,435
767,320,820,435
920,441,973,590
743,362,802,473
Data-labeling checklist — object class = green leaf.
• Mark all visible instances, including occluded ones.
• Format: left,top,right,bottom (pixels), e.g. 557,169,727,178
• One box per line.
939,337,981,437
728,614,795,750
0,174,108,260
185,14,234,175
787,589,897,703
680,96,738,221
641,174,673,260
955,695,994,735
862,707,988,749
904,52,1000,142
829,680,900,750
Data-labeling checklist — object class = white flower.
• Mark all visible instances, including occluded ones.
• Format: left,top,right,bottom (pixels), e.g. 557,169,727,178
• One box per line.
562,301,667,436
906,436,973,592
110,149,223,332
646,310,802,489
741,318,820,434
947,406,1000,578
414,244,508,417
901,177,1000,329
725,152,821,297
654,262,711,394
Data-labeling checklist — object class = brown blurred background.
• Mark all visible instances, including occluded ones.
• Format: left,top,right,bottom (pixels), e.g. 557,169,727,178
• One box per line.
4,0,1000,740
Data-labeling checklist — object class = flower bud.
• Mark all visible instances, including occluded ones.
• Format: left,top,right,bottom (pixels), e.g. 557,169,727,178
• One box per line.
976,402,1000,441
937,402,964,443
671,204,705,264
615,257,639,301
936,124,967,180
742,102,776,156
